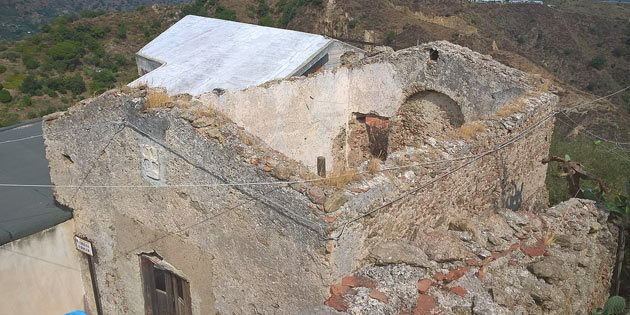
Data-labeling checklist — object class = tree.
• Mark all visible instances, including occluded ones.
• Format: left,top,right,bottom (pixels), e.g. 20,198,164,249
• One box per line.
0,89,11,103
64,74,86,95
48,41,83,71
20,75,42,95
23,56,39,70
90,70,116,92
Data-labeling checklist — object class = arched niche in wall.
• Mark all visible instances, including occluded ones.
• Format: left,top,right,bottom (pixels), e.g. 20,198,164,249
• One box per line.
389,90,464,149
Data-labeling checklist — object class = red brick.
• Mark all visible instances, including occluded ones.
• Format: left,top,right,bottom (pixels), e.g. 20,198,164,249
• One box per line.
464,258,479,266
369,290,388,303
450,286,467,297
520,239,547,257
417,278,432,293
413,294,436,315
263,165,271,172
323,216,336,223
341,276,378,289
433,273,446,281
324,295,348,312
330,284,353,296
445,267,469,282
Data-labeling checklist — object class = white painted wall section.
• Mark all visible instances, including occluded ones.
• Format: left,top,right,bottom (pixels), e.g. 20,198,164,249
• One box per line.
0,219,86,314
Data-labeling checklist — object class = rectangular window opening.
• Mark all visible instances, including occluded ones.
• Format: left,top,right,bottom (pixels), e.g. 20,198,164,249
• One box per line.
140,255,192,315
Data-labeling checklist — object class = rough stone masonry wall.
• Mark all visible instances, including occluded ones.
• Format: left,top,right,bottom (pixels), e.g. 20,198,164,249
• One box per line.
196,41,534,172
43,92,332,315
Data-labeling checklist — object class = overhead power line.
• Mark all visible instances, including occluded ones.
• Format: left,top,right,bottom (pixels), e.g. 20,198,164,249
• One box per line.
0,85,628,243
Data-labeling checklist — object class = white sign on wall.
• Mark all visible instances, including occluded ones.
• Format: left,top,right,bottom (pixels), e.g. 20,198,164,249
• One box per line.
74,236,93,256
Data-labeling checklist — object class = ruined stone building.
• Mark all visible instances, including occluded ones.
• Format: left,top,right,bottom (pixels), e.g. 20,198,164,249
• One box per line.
43,41,617,314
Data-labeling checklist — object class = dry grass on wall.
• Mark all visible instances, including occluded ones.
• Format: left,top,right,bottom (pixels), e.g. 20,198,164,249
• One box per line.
460,122,486,138
496,98,526,117
146,90,171,108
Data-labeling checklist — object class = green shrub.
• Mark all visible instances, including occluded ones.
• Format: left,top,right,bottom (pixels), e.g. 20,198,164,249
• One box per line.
23,57,39,70
117,23,127,40
2,51,20,62
39,106,57,117
19,95,32,107
214,5,237,21
27,111,37,119
45,88,57,97
20,75,42,95
386,30,396,44
90,70,115,92
258,15,275,27
137,5,147,11
348,19,358,29
64,74,86,95
0,89,11,103
590,56,607,70
4,75,25,90
0,64,6,73
0,113,19,127
181,0,207,16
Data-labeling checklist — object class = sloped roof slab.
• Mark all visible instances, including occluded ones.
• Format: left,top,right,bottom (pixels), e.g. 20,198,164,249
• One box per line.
129,15,332,95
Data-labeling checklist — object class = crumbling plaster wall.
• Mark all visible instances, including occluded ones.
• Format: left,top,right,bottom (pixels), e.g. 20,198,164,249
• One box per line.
43,92,331,315
197,41,535,172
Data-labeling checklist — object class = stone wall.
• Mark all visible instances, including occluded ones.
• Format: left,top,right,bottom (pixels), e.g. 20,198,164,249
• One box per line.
44,93,331,315
197,41,537,172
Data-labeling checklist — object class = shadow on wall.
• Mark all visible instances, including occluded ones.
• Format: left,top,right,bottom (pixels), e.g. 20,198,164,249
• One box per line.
334,90,466,170
499,160,524,211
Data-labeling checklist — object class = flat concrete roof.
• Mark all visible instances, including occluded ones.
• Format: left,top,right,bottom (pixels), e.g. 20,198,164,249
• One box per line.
129,15,332,95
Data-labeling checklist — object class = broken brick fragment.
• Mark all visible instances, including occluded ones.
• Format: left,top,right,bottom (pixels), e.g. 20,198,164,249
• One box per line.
413,294,436,315
449,286,467,297
263,165,272,172
464,258,479,266
324,295,348,312
477,266,487,280
520,238,547,257
369,290,388,303
445,267,469,282
417,278,432,293
330,284,354,296
433,273,446,281
341,276,378,289
323,215,336,223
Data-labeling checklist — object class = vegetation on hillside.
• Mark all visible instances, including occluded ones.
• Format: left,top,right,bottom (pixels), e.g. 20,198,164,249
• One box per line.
0,0,191,40
0,8,178,127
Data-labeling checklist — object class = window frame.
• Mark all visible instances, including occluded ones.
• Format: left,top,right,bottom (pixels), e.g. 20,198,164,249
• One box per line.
140,255,192,315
